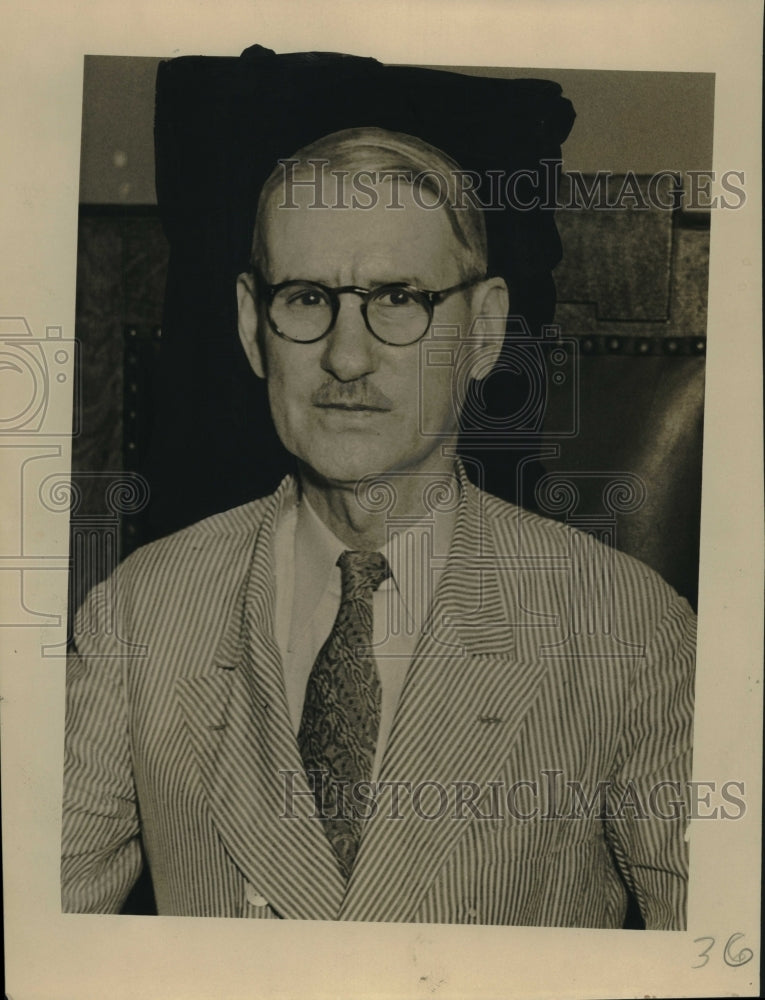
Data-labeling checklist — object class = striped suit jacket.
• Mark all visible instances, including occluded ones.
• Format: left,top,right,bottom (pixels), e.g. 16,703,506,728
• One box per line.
62,471,695,927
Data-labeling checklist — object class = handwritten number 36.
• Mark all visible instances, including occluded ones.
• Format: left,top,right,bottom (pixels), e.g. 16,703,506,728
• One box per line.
693,933,754,969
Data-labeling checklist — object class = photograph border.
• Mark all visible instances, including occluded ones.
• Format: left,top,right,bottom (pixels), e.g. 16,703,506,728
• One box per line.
1,2,762,998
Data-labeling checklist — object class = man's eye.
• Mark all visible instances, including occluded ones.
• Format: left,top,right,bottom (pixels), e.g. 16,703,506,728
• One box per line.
376,288,415,307
286,289,324,307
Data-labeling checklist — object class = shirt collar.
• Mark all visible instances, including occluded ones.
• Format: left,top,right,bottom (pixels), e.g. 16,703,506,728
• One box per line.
287,474,460,650
294,491,347,605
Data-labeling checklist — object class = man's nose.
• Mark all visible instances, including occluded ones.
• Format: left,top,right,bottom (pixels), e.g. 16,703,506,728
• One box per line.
320,297,377,382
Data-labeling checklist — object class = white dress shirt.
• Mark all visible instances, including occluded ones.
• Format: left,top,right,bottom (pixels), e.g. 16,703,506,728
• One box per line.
272,487,456,780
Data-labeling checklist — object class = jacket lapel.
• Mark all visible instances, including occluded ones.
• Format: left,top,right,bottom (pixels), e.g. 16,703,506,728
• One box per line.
340,477,555,922
176,477,346,920
175,470,559,923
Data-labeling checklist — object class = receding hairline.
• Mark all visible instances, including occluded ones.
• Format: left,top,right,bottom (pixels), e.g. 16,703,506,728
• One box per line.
250,126,488,278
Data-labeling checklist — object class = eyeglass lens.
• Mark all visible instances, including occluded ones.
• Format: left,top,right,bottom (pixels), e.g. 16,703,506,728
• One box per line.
270,283,431,345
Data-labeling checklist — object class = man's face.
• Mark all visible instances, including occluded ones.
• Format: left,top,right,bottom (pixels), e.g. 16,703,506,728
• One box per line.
239,179,504,487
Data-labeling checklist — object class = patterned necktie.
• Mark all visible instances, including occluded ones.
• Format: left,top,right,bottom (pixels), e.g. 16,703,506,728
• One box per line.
297,550,391,879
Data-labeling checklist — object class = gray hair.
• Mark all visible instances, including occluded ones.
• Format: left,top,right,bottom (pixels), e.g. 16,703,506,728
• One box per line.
250,126,488,280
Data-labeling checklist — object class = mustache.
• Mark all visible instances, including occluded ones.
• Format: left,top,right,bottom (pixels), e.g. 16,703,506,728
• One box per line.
311,378,394,410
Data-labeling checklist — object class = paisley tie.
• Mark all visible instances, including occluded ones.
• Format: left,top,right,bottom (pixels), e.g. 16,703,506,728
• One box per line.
297,550,391,879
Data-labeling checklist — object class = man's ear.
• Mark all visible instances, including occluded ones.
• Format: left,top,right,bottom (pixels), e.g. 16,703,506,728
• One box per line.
466,276,510,379
237,272,266,379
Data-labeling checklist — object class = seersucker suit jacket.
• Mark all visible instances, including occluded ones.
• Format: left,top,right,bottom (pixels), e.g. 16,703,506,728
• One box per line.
62,469,696,927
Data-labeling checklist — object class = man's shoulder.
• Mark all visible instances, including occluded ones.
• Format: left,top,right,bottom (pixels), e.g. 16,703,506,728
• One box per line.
471,483,586,557
118,489,281,584
475,485,570,548
472,483,693,618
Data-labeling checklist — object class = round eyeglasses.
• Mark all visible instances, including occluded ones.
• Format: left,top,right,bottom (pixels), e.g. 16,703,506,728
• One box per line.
253,271,486,346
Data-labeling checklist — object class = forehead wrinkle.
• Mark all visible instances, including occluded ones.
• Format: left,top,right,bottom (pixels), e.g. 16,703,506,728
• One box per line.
261,187,465,288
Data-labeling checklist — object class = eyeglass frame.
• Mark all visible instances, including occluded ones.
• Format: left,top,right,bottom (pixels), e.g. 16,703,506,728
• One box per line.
250,268,488,346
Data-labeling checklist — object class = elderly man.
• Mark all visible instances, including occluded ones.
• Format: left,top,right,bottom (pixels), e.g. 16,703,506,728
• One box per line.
62,127,695,927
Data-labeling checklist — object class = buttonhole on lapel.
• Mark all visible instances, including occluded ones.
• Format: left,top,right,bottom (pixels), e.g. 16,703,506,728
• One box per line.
215,662,237,670
478,715,503,725
207,722,228,731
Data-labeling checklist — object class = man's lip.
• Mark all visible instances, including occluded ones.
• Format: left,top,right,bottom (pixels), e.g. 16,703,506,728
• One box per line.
314,403,391,412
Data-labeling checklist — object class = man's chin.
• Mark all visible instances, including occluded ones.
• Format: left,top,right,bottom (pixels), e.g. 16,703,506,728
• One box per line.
292,433,459,489
299,456,393,489
293,439,410,487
